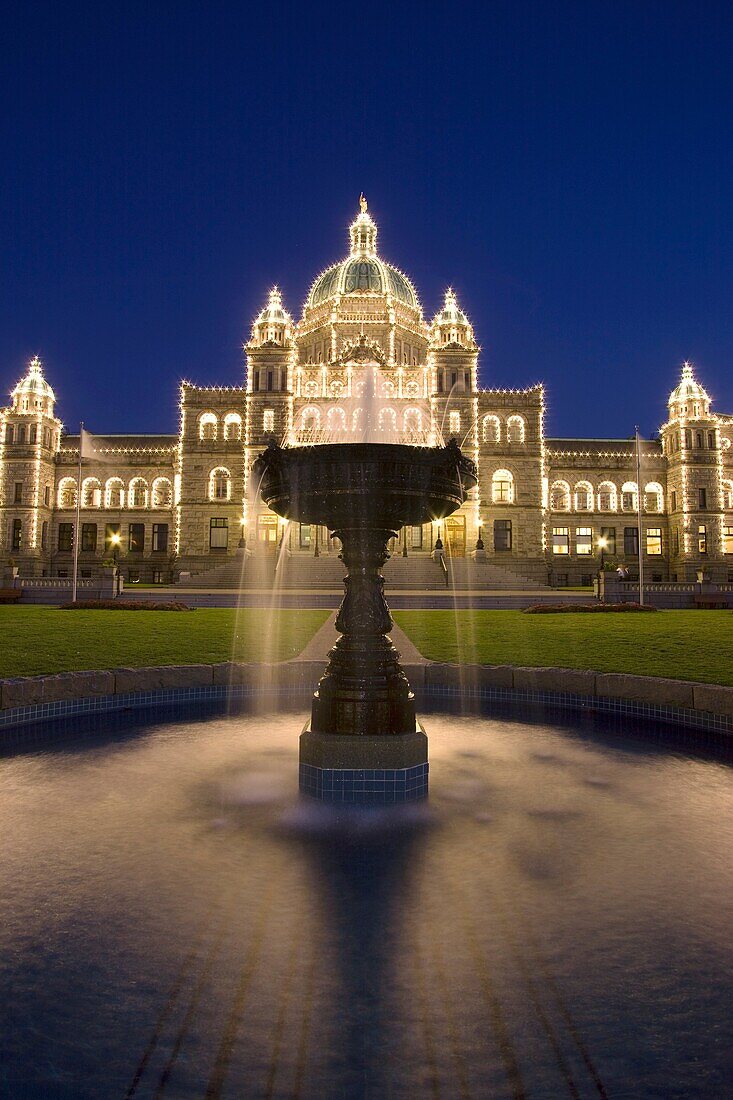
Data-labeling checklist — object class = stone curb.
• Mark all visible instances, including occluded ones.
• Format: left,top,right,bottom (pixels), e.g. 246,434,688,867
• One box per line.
1,662,732,727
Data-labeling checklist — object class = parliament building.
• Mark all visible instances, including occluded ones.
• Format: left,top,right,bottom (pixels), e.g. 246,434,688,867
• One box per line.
2,199,732,587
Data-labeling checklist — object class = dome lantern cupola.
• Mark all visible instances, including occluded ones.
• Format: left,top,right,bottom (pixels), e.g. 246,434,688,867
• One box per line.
250,287,293,347
11,355,56,414
430,288,476,349
668,361,711,419
349,193,378,257
305,197,419,312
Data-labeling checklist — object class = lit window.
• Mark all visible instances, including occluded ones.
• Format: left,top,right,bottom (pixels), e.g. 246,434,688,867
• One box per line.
600,527,616,555
482,415,500,443
263,409,275,433
723,482,733,510
576,527,593,555
491,469,514,504
550,481,570,511
449,410,460,434
506,416,525,444
574,483,593,512
11,518,22,551
724,526,733,554
646,528,662,555
552,527,569,555
209,468,232,501
199,413,217,441
698,525,707,554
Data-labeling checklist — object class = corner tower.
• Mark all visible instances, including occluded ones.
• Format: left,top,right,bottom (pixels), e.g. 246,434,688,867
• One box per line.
661,362,725,580
0,356,61,573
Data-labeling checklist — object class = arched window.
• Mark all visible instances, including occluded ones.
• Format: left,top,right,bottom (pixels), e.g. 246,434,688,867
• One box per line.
105,477,125,509
550,480,571,511
352,408,364,434
209,467,232,502
198,412,218,441
326,407,347,435
621,481,639,512
492,469,514,504
644,482,664,513
128,478,149,509
298,406,321,442
152,477,173,508
81,477,102,509
482,415,500,443
223,413,242,442
382,380,396,397
403,408,423,440
57,477,77,510
379,408,397,434
723,480,733,510
597,481,617,511
507,415,526,444
574,481,593,512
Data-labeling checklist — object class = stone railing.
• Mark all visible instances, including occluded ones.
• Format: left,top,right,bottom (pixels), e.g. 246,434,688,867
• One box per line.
8,570,123,603
598,573,733,609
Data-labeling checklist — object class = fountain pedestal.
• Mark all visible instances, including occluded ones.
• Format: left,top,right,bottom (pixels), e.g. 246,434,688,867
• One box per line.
302,525,428,802
252,440,477,803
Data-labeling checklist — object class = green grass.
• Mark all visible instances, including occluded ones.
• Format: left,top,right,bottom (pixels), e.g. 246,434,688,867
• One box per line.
394,609,733,686
0,607,329,678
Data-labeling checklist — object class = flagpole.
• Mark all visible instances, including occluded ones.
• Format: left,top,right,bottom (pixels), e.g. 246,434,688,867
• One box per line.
72,421,83,604
635,425,645,606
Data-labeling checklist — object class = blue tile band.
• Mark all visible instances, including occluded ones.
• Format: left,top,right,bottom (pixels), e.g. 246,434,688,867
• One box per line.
299,761,429,803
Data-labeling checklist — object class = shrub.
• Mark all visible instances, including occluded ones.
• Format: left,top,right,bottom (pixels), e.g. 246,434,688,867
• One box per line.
523,602,657,614
60,599,194,611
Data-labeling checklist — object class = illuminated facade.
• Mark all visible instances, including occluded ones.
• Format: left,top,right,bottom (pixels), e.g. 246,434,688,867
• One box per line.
1,200,732,586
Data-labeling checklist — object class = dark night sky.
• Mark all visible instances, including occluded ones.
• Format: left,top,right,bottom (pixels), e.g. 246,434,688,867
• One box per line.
2,1,732,438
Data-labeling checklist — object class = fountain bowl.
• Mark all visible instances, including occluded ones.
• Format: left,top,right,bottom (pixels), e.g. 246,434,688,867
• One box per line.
252,438,477,533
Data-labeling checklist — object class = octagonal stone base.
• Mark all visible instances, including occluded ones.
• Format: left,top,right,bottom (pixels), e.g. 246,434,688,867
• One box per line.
299,723,428,803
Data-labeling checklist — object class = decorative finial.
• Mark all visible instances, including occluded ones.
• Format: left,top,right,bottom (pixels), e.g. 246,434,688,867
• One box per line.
28,355,43,372
359,193,368,215
682,360,694,378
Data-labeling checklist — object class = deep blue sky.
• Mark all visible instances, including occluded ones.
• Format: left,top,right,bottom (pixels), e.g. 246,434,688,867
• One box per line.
2,1,732,438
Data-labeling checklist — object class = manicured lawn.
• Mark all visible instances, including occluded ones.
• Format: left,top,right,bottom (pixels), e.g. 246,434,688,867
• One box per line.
394,609,733,686
0,607,329,678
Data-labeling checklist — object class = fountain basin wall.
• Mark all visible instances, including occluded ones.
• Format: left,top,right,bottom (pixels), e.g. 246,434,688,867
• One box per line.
1,662,732,745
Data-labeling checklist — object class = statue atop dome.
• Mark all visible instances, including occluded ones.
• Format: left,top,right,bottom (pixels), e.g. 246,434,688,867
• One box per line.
359,192,368,214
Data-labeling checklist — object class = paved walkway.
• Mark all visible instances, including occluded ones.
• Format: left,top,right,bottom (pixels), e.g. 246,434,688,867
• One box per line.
293,610,428,664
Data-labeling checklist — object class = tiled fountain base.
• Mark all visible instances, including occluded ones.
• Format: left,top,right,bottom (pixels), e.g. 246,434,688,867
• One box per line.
298,723,429,803
299,760,428,803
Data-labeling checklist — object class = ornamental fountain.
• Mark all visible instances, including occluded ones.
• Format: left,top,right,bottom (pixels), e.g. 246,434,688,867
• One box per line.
252,438,477,802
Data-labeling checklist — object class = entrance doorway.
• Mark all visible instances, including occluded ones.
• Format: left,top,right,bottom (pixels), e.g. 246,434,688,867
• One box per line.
444,516,466,556
256,514,278,553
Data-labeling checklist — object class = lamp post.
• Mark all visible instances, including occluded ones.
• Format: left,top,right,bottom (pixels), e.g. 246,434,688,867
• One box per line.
598,534,608,573
475,519,485,551
109,531,122,595
238,518,246,549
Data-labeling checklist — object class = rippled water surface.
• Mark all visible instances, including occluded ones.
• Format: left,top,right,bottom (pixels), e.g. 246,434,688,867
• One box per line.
1,705,731,1098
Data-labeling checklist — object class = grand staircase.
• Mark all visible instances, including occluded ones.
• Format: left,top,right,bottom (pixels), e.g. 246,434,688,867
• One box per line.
178,549,545,591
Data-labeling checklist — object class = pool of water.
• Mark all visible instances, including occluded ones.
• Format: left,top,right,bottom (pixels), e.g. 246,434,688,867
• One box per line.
1,703,731,1098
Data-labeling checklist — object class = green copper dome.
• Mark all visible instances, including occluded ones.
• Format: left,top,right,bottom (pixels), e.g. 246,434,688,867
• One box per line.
308,257,418,309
